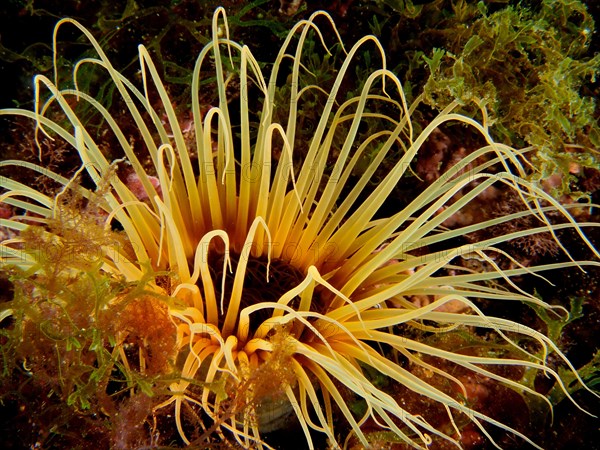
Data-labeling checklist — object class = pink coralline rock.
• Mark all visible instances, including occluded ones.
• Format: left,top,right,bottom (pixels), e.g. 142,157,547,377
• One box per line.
0,203,13,219
0,203,17,241
416,128,450,182
125,172,162,201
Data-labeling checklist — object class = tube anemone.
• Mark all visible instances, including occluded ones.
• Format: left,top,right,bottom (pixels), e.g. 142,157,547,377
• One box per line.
1,8,599,450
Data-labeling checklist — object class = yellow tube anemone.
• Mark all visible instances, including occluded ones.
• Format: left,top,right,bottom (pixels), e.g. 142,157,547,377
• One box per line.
1,7,599,450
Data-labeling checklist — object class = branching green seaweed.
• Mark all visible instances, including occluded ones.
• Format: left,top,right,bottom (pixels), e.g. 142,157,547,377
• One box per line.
369,0,599,198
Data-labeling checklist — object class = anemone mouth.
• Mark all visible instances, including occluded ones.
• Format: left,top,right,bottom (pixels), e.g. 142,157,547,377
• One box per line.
200,250,327,336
